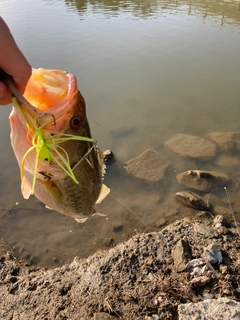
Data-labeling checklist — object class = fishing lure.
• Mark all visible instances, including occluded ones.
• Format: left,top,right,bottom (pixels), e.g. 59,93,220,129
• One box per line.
12,96,94,194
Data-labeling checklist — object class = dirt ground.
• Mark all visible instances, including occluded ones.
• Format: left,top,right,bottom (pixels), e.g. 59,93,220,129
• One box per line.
1,212,240,320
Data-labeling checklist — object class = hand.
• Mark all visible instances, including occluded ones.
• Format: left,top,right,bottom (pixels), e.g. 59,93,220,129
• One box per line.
0,17,32,105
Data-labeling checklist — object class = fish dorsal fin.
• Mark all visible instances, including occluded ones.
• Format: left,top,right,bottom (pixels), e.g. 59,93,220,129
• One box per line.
96,184,110,204
21,177,32,199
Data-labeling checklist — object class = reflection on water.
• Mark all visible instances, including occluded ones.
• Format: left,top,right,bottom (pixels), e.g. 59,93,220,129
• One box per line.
1,0,240,268
65,0,240,26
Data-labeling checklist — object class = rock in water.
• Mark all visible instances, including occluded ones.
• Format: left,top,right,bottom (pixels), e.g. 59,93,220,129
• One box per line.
174,191,210,211
207,131,240,152
124,149,170,183
176,170,229,192
165,133,217,160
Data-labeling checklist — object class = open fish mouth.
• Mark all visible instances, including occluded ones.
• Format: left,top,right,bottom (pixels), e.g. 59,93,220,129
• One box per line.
24,68,71,112
9,68,79,131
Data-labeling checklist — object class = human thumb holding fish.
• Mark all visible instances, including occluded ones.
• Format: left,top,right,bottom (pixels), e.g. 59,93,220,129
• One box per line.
0,17,31,105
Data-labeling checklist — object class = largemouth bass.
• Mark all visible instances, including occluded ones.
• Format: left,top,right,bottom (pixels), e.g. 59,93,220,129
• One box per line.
8,68,109,222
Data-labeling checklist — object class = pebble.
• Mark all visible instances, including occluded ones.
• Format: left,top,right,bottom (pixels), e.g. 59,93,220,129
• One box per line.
103,238,114,247
203,243,223,264
145,315,159,320
93,312,118,320
220,265,228,274
155,217,166,228
212,215,224,229
178,297,240,319
194,223,219,238
190,275,212,286
186,258,207,276
172,239,192,272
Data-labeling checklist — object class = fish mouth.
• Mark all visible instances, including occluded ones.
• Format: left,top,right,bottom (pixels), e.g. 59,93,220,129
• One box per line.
12,68,77,130
24,68,75,112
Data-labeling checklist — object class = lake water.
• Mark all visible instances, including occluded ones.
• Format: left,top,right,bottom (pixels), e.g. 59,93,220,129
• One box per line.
1,0,240,267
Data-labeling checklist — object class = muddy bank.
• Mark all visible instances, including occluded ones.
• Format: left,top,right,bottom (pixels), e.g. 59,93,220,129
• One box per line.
1,214,240,320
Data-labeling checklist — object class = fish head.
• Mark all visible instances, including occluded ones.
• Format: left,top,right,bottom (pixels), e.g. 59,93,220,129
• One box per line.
9,68,108,222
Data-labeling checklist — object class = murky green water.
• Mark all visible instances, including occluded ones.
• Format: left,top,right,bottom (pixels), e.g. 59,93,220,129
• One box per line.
1,0,240,267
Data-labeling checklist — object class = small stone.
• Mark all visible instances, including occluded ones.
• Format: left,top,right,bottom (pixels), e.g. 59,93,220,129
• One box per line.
94,312,118,320
222,289,231,295
145,315,159,320
186,258,207,276
220,265,228,274
172,239,192,272
191,275,212,286
103,238,114,246
203,293,213,299
155,217,166,228
212,215,224,229
203,244,223,264
218,226,229,235
103,149,115,163
194,223,219,238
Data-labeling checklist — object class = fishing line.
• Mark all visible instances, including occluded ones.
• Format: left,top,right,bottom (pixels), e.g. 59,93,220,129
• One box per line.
224,187,240,237
108,194,149,230
207,186,240,237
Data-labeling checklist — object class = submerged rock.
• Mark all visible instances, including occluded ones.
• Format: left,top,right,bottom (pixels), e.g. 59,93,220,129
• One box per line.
207,131,240,152
174,191,210,211
165,133,217,160
215,154,240,167
124,149,170,183
176,170,230,192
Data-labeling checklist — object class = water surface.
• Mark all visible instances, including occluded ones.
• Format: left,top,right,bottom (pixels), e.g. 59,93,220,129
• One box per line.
1,0,240,267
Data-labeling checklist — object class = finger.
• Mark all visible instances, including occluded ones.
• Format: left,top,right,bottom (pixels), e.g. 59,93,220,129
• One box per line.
0,82,12,105
12,61,32,94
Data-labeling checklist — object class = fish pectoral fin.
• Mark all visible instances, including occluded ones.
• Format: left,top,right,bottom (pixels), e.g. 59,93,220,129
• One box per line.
75,217,88,223
45,205,53,210
96,184,110,204
21,177,32,199
93,212,107,217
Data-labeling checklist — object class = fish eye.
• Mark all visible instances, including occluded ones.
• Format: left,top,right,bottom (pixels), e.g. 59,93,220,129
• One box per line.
70,116,84,129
